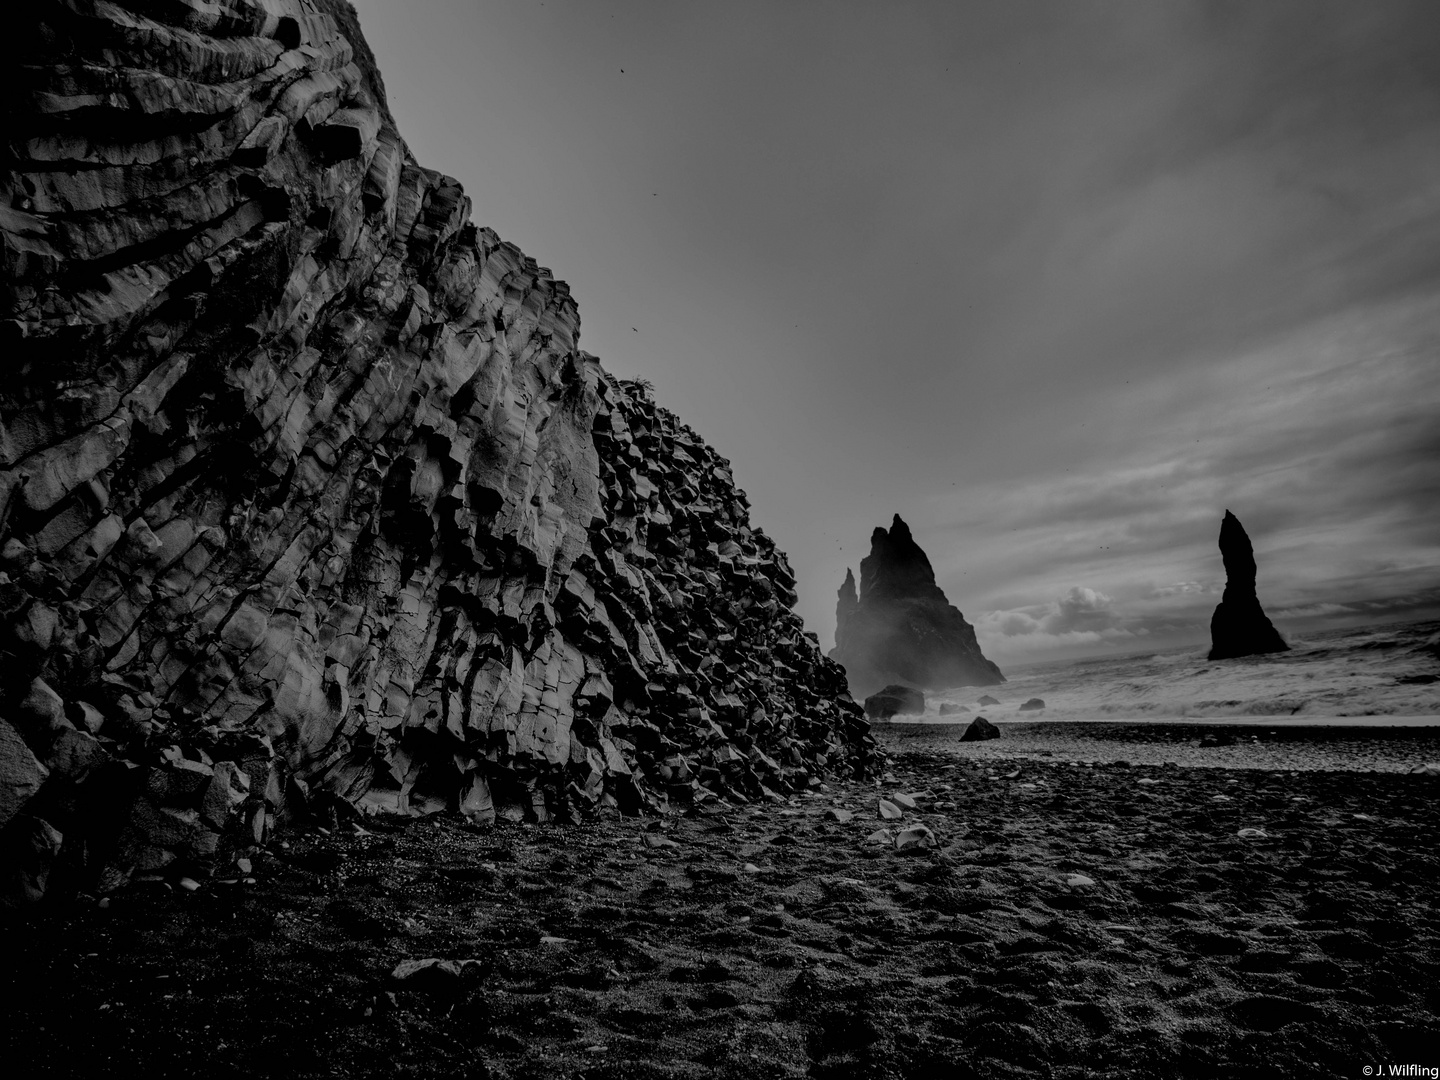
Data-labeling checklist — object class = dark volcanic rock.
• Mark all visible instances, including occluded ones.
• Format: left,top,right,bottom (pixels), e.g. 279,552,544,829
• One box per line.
959,716,1000,742
1208,511,1289,661
1018,698,1046,712
0,1,876,902
863,685,926,721
831,515,1003,696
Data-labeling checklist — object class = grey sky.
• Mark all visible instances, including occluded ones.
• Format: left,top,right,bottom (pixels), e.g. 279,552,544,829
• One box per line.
351,0,1440,665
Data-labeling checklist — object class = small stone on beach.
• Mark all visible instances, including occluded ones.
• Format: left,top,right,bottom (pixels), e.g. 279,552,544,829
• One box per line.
895,825,936,852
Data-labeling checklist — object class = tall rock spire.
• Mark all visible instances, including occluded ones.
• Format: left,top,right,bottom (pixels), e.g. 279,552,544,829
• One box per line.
830,514,1003,696
1208,510,1289,660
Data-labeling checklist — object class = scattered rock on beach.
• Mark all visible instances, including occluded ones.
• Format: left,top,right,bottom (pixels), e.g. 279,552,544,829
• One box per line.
1411,763,1440,776
895,824,936,852
864,685,926,720
960,717,1001,742
1200,732,1238,747
877,799,904,820
825,808,855,823
1019,698,1046,711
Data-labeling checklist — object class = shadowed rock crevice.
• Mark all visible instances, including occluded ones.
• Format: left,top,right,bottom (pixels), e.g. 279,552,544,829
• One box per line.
1208,510,1289,661
831,515,1004,697
0,0,874,905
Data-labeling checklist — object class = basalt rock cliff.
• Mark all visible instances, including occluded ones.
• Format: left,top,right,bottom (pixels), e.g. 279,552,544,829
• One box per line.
1208,510,1288,661
0,0,873,904
831,515,1003,697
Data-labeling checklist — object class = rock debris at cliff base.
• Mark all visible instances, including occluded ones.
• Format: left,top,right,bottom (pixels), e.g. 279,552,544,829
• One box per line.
0,0,873,905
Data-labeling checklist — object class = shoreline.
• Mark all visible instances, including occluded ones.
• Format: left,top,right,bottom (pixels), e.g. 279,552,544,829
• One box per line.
876,719,1440,773
886,714,1440,727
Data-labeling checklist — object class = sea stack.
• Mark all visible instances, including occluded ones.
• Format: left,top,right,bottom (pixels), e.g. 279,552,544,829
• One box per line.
1208,510,1289,660
831,515,1004,696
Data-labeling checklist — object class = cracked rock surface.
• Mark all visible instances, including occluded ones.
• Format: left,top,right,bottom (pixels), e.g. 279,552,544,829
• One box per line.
0,0,873,904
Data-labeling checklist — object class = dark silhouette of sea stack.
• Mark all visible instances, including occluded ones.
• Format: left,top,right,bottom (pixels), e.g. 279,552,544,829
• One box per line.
1208,510,1289,660
831,515,1004,696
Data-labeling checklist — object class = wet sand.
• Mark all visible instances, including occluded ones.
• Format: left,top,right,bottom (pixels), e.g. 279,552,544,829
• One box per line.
4,722,1439,1078
883,717,1440,772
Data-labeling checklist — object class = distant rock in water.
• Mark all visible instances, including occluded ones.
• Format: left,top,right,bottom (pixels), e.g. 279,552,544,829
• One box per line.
1208,511,1289,661
959,716,1000,742
938,703,969,716
1018,698,1046,712
978,695,1001,706
832,515,1004,696
864,685,926,720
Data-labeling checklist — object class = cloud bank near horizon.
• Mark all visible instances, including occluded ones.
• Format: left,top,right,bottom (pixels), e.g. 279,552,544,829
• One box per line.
351,1,1440,665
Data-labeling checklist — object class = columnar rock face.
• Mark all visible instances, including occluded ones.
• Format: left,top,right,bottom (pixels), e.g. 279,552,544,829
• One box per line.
831,515,1003,697
1208,510,1289,661
0,0,873,903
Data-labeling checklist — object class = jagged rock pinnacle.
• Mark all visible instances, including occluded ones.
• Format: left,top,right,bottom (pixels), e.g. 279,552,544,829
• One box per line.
1208,510,1289,660
831,514,1003,696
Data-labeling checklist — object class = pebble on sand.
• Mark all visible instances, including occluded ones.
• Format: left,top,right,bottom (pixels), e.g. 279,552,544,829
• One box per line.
895,825,936,851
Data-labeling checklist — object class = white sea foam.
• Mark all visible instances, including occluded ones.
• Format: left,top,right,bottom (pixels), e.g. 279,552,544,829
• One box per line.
920,619,1440,723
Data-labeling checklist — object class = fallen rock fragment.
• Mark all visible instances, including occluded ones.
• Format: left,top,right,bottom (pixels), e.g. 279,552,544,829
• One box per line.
877,799,904,820
895,824,936,852
824,808,855,823
863,684,926,720
390,958,486,991
959,716,1001,742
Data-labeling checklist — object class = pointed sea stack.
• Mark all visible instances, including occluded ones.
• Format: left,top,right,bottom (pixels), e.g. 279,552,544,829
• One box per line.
831,515,1004,696
1208,510,1289,660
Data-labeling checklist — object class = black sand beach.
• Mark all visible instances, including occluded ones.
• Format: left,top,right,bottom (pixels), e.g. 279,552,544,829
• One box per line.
5,720,1438,1079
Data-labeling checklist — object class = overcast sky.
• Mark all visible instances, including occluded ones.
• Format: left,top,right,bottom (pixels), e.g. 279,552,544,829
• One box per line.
350,0,1440,667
